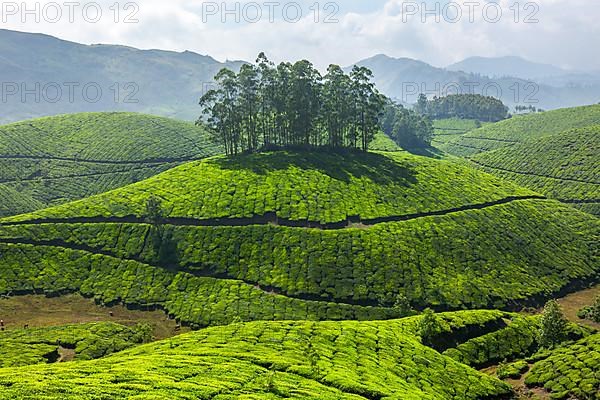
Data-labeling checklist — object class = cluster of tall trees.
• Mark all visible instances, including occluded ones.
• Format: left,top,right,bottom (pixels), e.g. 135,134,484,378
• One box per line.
199,53,386,155
380,101,434,148
415,93,509,122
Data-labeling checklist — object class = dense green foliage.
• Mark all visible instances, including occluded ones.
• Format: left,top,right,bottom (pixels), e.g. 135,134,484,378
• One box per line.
1,151,535,224
443,315,540,367
416,94,508,122
538,300,569,349
0,242,396,327
368,131,403,152
0,112,222,217
496,360,529,379
471,126,600,215
578,296,600,323
0,322,150,367
380,102,434,148
441,104,600,157
0,313,515,399
524,333,600,399
200,53,385,154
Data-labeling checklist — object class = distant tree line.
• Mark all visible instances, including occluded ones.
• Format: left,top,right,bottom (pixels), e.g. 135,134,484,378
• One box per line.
515,104,545,114
380,101,434,148
415,93,509,122
199,53,386,155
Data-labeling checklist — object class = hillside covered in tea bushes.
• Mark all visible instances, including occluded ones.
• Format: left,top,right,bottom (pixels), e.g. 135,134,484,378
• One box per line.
0,309,595,399
0,310,520,399
0,112,222,218
471,126,599,215
439,104,600,157
437,105,600,215
0,151,598,326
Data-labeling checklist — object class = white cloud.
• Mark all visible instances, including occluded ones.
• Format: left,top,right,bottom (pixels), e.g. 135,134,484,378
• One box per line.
1,0,598,70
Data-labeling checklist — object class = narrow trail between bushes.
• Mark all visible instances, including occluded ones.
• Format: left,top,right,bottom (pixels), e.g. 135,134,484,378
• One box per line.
0,196,547,230
0,238,380,309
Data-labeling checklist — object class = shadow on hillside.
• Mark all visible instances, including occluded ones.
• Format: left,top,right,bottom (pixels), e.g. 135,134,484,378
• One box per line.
402,146,444,159
209,148,418,185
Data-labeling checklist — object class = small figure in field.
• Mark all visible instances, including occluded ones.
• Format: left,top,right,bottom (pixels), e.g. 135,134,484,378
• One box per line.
109,311,114,317
0,319,4,331
23,324,29,329
174,324,181,332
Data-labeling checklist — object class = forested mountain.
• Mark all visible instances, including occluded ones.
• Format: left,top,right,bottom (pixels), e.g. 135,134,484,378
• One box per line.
2,29,600,125
0,29,244,124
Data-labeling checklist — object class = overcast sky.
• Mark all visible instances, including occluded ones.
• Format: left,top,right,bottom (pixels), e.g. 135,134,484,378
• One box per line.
2,0,598,70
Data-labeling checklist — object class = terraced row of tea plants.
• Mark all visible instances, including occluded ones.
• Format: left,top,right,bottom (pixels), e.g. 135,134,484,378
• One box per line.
439,104,600,157
0,311,522,399
1,197,598,313
0,112,222,217
471,126,600,215
0,322,151,367
0,242,397,327
2,151,536,225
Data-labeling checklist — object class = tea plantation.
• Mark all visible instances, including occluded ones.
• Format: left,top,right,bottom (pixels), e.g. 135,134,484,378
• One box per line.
0,322,151,367
0,311,519,399
1,150,537,224
471,126,600,215
524,333,600,399
0,151,598,324
0,112,222,217
440,104,600,157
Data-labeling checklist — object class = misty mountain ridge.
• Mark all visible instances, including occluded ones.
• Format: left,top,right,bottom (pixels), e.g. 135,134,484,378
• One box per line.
1,29,599,124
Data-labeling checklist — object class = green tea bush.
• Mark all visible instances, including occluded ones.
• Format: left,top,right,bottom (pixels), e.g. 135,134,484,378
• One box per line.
525,333,600,399
0,322,146,367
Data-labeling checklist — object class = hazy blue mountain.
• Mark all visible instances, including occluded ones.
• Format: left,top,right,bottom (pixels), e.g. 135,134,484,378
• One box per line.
0,29,244,124
352,54,600,110
447,56,568,79
2,29,600,124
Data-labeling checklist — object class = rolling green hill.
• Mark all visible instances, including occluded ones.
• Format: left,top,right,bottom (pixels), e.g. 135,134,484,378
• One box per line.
0,112,222,218
437,105,600,215
471,126,600,215
439,104,600,157
0,309,594,399
431,118,486,148
0,310,520,399
0,151,597,327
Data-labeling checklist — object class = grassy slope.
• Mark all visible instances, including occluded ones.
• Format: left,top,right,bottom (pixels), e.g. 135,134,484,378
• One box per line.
471,126,600,215
432,118,487,148
0,152,597,324
0,112,222,217
0,311,515,399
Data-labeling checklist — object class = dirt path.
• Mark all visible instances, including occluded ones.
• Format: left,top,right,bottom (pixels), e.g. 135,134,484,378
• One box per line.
556,283,600,329
0,294,188,339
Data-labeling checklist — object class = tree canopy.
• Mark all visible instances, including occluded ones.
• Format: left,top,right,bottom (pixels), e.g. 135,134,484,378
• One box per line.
419,94,509,122
380,101,434,148
199,53,386,155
